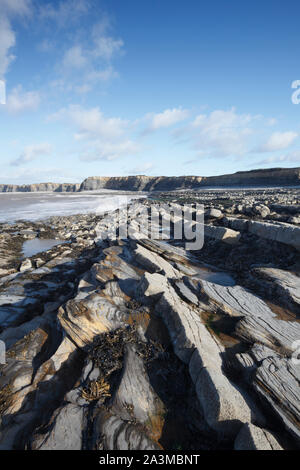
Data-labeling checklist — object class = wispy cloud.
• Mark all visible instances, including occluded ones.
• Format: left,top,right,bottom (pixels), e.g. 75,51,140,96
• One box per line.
49,104,140,161
1,166,80,185
255,150,300,166
190,107,256,157
143,107,189,133
256,131,298,152
129,162,154,174
0,0,32,79
38,1,124,93
38,0,89,27
80,140,140,162
62,45,88,69
50,105,129,140
5,85,40,113
11,143,52,166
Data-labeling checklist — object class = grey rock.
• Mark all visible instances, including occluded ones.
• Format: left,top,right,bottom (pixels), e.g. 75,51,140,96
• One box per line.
234,423,282,450
251,267,300,313
251,352,300,441
31,404,85,450
205,208,223,219
94,412,160,450
18,258,32,272
113,344,164,429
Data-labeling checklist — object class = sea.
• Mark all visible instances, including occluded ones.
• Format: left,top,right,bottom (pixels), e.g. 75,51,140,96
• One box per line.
0,190,146,224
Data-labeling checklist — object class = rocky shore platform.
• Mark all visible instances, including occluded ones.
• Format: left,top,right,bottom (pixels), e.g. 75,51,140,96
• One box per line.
0,187,299,450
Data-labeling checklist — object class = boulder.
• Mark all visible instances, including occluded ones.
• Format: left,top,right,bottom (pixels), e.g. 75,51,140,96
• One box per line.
253,205,270,218
205,208,223,219
18,259,32,272
204,225,241,244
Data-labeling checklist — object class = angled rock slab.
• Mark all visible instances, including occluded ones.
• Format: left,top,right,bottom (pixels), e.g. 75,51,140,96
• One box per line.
94,411,161,450
235,314,300,354
138,273,253,438
248,220,300,251
174,280,199,305
196,279,300,354
234,423,282,450
31,403,85,450
113,344,165,441
223,216,250,232
251,267,300,313
198,280,275,318
251,353,300,442
204,224,241,245
134,243,180,279
58,295,120,348
193,366,253,439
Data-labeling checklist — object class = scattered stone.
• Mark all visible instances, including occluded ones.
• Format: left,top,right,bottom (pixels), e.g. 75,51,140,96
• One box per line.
18,258,32,272
205,208,223,219
0,193,299,450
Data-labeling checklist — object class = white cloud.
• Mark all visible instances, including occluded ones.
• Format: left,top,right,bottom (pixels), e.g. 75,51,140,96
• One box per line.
62,45,87,69
49,104,140,161
43,2,124,92
80,140,140,162
50,105,128,140
255,150,300,165
191,108,254,157
0,17,16,78
0,0,32,78
130,162,154,174
1,0,32,16
257,131,298,152
11,143,52,166
6,85,40,113
85,66,117,83
38,0,89,27
92,36,124,61
146,107,189,131
1,166,80,185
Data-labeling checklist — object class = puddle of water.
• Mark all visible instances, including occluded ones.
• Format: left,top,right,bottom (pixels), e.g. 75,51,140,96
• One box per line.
193,267,236,286
22,238,67,257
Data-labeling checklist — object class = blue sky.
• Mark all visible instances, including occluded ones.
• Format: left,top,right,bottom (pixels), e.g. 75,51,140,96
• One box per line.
1,0,300,184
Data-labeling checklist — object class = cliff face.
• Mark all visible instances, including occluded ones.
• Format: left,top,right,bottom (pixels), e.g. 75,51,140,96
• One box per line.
201,167,300,187
80,168,300,191
79,175,204,191
0,167,299,193
0,183,80,193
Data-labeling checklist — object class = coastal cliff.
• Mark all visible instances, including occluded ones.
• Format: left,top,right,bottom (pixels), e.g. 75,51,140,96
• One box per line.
0,183,80,193
80,167,300,191
79,175,204,191
1,167,299,192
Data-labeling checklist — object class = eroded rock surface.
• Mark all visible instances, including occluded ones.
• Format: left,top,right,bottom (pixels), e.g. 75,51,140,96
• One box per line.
0,193,299,450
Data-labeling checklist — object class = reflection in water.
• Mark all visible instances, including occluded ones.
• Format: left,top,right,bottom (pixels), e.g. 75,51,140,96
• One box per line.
193,267,235,286
22,238,67,257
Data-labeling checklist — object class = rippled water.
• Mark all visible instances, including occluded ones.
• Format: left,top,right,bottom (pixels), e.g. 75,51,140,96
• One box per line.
0,191,145,223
